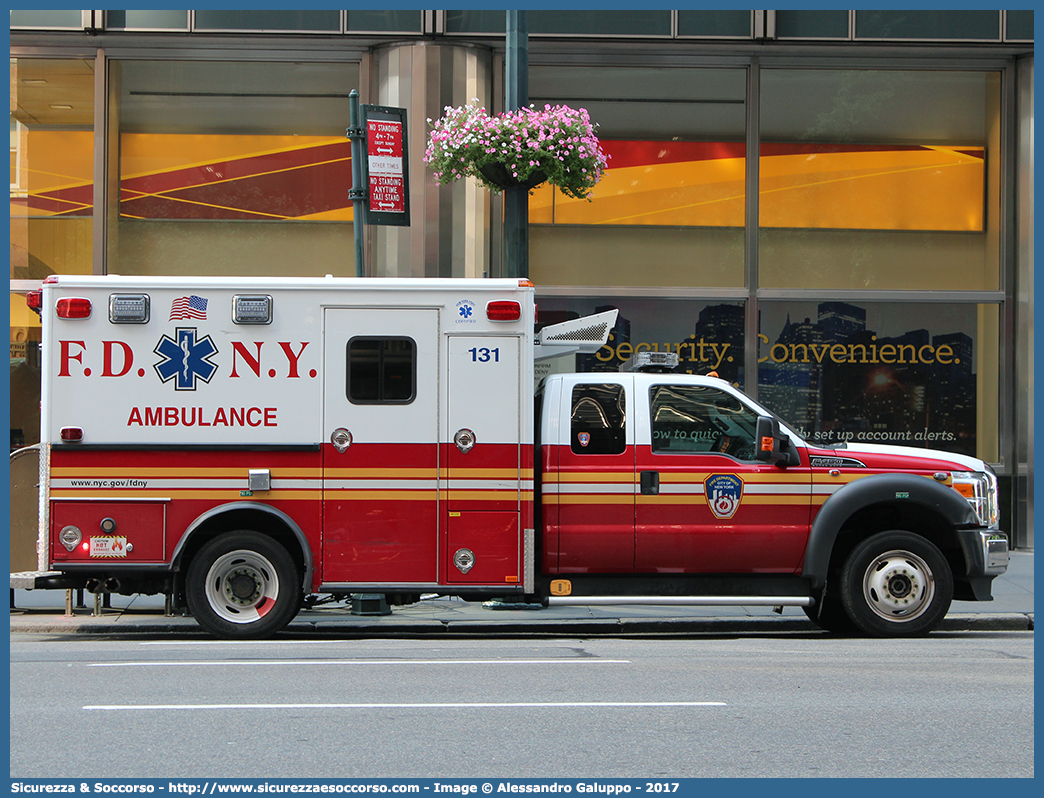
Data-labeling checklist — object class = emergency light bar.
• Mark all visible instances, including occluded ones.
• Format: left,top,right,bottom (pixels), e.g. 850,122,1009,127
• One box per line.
109,294,150,324
621,351,679,372
233,295,273,324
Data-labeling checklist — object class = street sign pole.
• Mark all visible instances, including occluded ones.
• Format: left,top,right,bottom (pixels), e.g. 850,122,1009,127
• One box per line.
347,89,366,278
504,9,529,280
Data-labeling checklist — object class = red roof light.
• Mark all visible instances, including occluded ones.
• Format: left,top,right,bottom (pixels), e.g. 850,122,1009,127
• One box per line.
486,300,522,322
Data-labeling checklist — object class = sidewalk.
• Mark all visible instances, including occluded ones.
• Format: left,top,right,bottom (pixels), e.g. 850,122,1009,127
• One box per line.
9,550,1034,636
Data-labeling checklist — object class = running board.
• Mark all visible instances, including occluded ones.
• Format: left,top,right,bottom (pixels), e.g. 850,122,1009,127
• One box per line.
547,595,814,607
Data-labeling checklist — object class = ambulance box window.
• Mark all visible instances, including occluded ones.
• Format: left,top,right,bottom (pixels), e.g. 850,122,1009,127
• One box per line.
570,383,626,455
650,384,759,460
347,337,416,404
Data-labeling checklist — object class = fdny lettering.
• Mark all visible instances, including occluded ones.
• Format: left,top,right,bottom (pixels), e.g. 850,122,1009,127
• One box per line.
102,340,134,377
57,340,314,379
58,340,87,377
126,406,278,427
230,341,311,378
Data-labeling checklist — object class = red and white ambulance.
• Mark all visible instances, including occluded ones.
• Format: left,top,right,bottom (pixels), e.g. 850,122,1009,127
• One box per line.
25,275,1008,638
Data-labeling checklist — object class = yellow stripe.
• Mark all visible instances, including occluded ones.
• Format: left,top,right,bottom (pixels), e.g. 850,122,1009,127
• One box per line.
551,472,636,484
659,472,811,484
638,495,812,506
55,467,536,481
549,471,812,485
637,495,703,506
331,492,432,501
52,489,534,503
556,495,636,505
50,490,321,501
440,468,534,479
812,474,865,485
323,468,436,479
440,490,530,501
51,467,322,478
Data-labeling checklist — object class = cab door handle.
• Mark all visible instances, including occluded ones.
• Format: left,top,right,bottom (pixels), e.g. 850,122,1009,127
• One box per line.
640,471,660,495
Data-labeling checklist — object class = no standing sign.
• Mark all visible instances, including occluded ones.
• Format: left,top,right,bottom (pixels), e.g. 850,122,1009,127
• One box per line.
363,104,410,227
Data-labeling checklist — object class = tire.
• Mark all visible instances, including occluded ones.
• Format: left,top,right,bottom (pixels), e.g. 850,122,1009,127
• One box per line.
186,532,301,638
839,530,953,637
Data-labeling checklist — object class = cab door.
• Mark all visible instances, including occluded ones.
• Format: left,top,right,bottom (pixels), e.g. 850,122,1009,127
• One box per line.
321,308,440,585
551,377,635,573
634,381,812,573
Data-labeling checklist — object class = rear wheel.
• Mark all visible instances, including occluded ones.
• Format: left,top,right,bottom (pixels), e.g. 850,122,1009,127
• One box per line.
839,530,952,637
186,532,301,638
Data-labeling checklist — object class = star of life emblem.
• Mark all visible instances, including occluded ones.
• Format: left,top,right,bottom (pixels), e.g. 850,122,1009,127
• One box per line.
705,474,743,519
154,327,218,391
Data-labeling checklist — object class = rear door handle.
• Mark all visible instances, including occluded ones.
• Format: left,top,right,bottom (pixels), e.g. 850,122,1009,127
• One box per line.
640,470,660,495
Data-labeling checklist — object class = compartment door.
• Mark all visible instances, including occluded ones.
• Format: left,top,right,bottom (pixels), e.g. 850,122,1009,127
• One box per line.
321,308,440,585
444,336,522,585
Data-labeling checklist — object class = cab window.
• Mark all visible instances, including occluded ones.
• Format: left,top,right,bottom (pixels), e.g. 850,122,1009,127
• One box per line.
650,384,759,460
570,384,626,455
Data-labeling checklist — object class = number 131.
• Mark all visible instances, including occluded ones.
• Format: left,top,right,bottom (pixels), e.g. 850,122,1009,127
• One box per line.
468,347,500,363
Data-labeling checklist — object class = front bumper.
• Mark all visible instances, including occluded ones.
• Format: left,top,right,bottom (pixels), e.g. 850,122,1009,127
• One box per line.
980,529,1010,575
954,528,1009,601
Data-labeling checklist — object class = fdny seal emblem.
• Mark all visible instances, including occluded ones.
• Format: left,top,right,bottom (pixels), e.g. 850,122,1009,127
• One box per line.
577,432,591,447
154,327,218,391
705,474,743,519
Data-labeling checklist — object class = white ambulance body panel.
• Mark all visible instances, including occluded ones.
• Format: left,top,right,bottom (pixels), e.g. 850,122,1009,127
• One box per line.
40,276,536,449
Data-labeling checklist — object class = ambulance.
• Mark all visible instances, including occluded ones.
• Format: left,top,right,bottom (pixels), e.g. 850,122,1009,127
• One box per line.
24,275,1008,638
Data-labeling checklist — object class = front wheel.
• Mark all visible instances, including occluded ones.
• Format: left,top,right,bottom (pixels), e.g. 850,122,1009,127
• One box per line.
186,532,301,638
839,530,953,637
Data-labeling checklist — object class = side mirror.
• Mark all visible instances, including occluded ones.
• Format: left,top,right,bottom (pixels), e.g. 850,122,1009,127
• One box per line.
755,415,794,466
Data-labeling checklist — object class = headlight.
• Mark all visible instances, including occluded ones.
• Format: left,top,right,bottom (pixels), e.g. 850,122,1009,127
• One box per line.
951,470,999,527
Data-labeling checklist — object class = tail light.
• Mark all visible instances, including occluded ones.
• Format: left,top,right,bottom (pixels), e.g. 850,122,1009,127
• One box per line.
56,297,92,319
60,427,84,443
487,300,522,321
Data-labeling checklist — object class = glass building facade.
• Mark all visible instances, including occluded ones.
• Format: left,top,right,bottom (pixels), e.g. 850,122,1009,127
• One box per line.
9,9,1034,546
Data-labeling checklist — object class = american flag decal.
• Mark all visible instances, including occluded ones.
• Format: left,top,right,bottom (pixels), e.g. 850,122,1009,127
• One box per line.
169,295,208,321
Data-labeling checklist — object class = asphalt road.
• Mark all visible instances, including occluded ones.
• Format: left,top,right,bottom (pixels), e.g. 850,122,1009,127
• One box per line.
10,632,1033,779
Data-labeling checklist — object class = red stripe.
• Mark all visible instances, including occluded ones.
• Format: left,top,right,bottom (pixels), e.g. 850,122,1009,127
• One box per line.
602,140,746,170
120,141,352,196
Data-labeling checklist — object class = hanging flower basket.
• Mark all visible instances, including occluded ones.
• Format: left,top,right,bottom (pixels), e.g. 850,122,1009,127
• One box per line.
478,162,548,191
423,100,609,200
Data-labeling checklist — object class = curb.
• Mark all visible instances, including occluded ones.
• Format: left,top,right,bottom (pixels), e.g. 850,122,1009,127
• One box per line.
9,612,1033,636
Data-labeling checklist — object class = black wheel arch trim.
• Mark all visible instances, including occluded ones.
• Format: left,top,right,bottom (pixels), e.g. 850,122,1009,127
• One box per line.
802,472,978,591
171,501,313,590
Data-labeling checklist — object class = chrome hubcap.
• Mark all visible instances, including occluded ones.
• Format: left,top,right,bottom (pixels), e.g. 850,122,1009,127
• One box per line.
862,549,935,622
205,550,279,624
